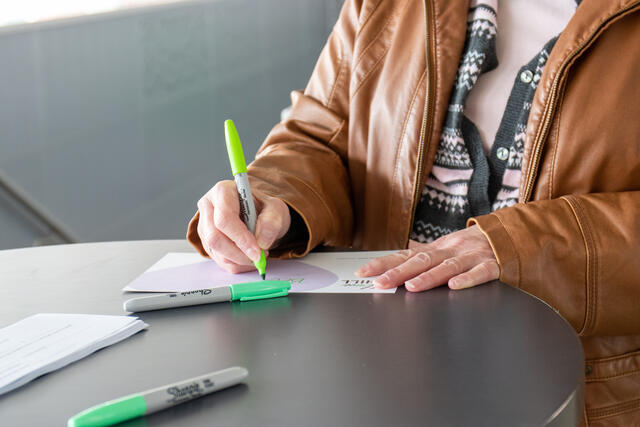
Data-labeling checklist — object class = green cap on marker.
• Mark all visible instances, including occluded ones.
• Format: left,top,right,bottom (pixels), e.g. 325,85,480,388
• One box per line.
68,394,146,427
68,367,249,427
230,280,290,301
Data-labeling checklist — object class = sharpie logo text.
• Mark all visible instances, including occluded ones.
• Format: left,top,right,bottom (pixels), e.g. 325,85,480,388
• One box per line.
166,382,203,403
168,289,213,298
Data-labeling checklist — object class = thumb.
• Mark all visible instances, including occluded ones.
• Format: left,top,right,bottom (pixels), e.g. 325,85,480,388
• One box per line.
255,196,290,250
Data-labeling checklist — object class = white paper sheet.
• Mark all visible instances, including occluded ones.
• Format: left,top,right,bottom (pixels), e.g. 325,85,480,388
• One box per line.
124,251,398,294
0,313,147,395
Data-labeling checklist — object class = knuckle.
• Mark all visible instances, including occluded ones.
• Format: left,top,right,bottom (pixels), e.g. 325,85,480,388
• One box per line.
204,232,223,250
197,197,207,210
260,211,279,228
395,251,411,262
235,234,253,252
384,268,400,280
432,234,448,246
412,252,431,264
212,181,227,192
416,270,434,285
369,258,383,270
406,248,421,257
443,257,463,273
450,236,464,246
273,210,288,231
259,224,276,241
359,261,373,274
479,261,499,279
276,198,288,213
366,257,380,268
213,181,234,198
442,233,463,247
223,180,238,193
478,262,491,275
259,193,272,206
214,211,233,231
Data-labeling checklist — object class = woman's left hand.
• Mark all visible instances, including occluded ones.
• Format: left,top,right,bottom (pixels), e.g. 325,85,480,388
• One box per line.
355,225,499,291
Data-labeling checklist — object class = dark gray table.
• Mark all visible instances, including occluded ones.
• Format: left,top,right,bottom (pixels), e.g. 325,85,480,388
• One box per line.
0,240,584,426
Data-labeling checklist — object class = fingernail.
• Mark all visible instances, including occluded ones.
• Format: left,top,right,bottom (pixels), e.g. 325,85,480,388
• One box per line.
450,279,466,290
373,278,387,288
248,248,260,261
354,268,367,277
257,233,273,250
405,280,416,290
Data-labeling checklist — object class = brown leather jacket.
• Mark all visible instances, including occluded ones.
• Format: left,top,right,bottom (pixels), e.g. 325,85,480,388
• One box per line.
188,0,640,424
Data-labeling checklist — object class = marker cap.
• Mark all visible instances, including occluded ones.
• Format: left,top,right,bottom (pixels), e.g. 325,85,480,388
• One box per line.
224,119,248,175
230,280,290,302
68,394,146,427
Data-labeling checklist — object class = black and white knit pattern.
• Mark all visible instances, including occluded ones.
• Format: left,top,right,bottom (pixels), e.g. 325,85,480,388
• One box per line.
489,40,555,211
411,0,498,243
411,1,564,243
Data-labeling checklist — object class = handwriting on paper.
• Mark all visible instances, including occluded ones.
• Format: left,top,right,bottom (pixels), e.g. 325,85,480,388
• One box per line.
339,279,375,290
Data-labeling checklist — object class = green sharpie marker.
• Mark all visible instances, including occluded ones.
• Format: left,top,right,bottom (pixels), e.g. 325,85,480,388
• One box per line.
68,367,248,427
225,119,267,279
123,280,291,312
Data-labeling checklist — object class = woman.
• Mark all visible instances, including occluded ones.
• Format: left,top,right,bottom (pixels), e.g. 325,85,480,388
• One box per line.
188,1,640,424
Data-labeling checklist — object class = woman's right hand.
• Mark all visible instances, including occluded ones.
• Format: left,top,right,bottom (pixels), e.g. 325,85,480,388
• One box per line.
197,180,291,273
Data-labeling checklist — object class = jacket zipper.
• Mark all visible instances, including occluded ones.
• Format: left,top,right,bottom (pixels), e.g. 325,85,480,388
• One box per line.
406,0,436,246
522,1,640,202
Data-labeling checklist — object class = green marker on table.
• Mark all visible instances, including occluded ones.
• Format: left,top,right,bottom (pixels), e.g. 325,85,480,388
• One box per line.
68,367,248,427
225,119,267,280
123,280,291,312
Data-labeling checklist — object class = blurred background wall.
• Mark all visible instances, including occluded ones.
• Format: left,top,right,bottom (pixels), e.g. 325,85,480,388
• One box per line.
0,0,343,250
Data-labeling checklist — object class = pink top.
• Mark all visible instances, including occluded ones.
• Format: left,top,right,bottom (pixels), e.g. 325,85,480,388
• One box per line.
465,0,576,153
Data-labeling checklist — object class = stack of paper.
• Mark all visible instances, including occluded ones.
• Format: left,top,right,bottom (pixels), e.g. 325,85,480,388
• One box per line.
0,313,147,395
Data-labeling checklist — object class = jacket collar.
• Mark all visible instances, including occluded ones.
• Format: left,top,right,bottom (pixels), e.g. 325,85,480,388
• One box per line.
520,0,640,198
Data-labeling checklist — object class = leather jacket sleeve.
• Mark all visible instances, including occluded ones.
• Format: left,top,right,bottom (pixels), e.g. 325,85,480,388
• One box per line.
187,0,362,257
470,191,640,337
